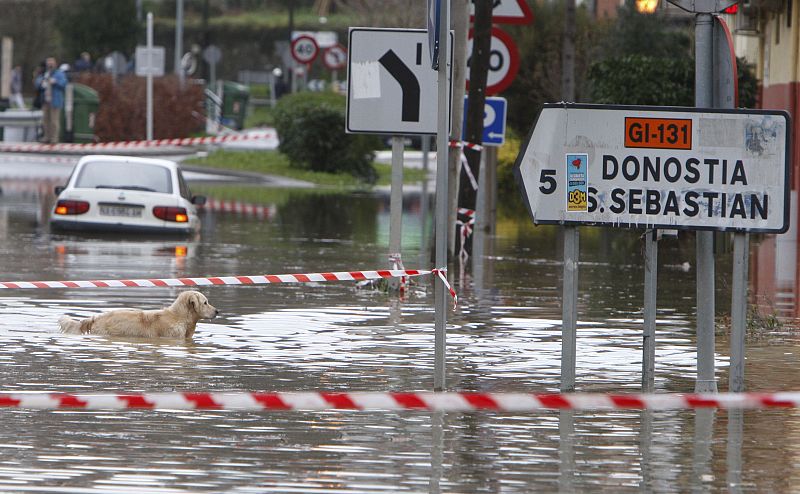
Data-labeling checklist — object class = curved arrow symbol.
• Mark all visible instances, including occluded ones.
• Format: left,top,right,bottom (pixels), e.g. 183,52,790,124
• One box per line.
379,49,421,122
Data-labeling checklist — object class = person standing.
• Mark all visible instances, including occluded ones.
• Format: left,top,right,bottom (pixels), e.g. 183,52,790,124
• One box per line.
34,57,67,143
74,52,92,72
10,66,24,109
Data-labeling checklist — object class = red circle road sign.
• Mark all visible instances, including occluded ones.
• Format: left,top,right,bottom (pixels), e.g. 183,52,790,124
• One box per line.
322,44,347,70
466,27,520,96
291,35,319,64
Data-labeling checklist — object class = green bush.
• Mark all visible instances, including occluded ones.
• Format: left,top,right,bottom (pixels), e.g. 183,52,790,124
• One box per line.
273,92,380,183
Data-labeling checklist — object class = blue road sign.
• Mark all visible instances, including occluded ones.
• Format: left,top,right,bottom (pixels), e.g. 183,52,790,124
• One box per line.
428,0,441,70
461,96,507,146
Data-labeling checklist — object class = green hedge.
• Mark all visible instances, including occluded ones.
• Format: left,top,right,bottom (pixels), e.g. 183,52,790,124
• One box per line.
273,92,380,183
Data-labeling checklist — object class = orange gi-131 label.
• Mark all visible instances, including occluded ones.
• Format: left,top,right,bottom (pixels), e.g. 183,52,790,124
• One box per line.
624,117,692,150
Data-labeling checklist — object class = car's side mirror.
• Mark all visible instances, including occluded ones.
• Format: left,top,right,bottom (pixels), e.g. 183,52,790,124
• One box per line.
54,185,65,195
191,195,206,206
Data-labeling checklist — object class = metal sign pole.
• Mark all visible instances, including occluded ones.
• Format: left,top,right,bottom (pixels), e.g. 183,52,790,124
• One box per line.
434,0,450,392
146,12,154,141
729,233,748,392
389,136,405,290
643,229,657,392
694,13,718,394
561,227,579,392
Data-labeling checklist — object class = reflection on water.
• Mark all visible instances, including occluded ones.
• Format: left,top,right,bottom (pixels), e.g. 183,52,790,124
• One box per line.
0,177,799,491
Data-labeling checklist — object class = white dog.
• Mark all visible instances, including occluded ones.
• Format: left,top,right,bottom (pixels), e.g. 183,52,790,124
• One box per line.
59,290,219,339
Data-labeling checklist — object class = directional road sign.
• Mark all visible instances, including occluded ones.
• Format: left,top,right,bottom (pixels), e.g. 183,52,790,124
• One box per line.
470,0,534,24
466,27,519,96
347,28,453,135
462,96,507,146
323,44,347,70
514,103,791,233
135,45,165,77
291,35,319,64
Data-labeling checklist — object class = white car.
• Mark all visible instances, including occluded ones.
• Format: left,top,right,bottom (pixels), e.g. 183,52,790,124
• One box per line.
50,155,205,234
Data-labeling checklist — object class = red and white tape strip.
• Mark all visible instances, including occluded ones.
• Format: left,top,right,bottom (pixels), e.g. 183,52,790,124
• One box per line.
0,130,276,154
0,391,798,411
0,268,457,306
203,198,276,219
448,140,483,152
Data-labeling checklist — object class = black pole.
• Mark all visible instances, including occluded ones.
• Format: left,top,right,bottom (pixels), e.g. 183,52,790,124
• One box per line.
457,0,493,260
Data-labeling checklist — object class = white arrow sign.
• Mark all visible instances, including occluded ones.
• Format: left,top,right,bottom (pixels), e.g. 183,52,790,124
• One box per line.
347,27,453,135
515,104,790,233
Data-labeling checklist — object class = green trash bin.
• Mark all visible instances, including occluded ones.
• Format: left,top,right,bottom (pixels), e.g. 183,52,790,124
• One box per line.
61,83,99,143
220,80,249,130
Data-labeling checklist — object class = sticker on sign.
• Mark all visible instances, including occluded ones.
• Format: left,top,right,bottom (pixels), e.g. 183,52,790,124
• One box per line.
514,104,791,233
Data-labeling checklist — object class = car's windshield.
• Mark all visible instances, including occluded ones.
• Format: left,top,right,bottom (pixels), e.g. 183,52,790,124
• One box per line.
74,161,173,194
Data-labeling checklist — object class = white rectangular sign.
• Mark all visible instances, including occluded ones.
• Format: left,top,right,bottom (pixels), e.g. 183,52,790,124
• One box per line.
515,104,791,233
346,28,452,135
135,46,165,77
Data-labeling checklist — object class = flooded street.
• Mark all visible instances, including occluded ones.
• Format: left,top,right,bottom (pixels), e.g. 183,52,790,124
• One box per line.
0,172,799,492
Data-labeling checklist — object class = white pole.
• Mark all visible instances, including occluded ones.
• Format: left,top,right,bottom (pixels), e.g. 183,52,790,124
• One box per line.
175,0,185,87
434,0,450,391
389,136,405,291
146,12,154,141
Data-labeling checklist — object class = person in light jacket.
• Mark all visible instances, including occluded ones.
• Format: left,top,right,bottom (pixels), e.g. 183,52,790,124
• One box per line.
10,66,24,109
34,57,67,143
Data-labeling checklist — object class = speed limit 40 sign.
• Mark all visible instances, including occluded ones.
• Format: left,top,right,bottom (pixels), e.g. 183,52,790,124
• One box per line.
291,35,319,64
466,27,519,96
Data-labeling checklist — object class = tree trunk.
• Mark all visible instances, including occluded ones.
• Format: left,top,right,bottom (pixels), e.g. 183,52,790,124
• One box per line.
562,0,576,101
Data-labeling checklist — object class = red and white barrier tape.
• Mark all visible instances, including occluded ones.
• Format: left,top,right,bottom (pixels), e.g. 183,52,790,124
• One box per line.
202,198,276,219
456,208,476,263
388,253,407,294
0,153,77,165
448,140,483,152
458,207,475,218
0,130,276,154
0,391,798,411
0,268,457,306
458,150,479,191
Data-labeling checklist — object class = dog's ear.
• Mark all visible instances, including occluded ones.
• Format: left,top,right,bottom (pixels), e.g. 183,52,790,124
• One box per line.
188,291,203,313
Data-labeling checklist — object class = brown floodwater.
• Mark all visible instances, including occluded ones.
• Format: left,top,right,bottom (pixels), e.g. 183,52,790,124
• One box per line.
0,174,798,493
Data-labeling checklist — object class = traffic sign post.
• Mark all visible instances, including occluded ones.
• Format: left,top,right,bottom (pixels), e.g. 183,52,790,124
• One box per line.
346,28,453,135
322,44,347,84
470,0,534,24
515,104,790,233
462,96,507,146
516,103,790,393
290,35,319,65
466,27,519,96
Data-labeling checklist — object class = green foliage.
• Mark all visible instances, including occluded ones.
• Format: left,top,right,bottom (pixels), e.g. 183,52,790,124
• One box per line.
273,92,380,183
598,8,691,59
737,57,758,109
496,132,529,217
589,55,694,106
55,0,140,60
589,54,759,108
501,0,600,134
587,7,757,108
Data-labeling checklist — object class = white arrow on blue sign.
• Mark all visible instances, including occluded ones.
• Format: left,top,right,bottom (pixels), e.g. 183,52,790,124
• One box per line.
462,96,507,146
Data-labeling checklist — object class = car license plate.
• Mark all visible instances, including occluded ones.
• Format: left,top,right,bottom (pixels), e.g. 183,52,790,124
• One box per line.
100,205,142,217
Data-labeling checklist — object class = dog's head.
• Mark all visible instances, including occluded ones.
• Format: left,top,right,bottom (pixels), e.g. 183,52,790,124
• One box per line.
175,290,219,320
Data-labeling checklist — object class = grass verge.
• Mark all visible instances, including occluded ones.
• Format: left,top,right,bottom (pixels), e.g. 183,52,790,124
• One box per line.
185,150,429,188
